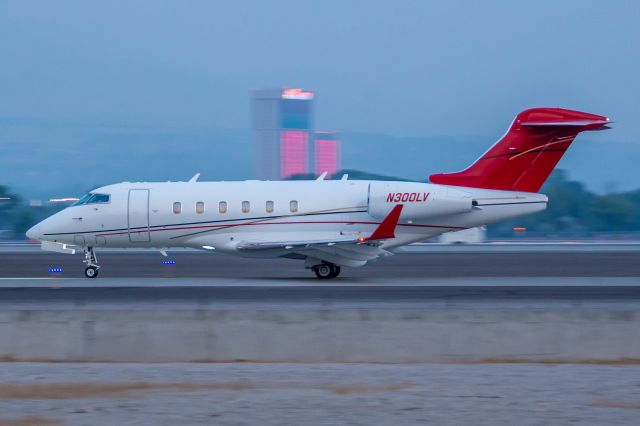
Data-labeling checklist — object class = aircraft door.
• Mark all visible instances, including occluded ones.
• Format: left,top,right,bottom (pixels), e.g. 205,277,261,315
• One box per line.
128,189,150,242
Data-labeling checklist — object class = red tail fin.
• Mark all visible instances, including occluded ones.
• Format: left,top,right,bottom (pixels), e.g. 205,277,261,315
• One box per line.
429,108,610,192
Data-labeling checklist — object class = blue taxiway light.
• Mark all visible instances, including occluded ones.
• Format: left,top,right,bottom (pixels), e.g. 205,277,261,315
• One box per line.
48,267,63,273
162,260,177,265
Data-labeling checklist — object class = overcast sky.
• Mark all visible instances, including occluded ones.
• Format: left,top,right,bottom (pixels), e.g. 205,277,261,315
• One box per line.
1,0,638,141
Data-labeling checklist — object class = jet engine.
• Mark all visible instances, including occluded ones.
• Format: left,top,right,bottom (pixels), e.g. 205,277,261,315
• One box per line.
368,182,473,220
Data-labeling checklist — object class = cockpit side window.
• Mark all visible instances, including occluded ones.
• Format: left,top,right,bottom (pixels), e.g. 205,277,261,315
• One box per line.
72,194,93,206
88,194,110,204
72,193,111,206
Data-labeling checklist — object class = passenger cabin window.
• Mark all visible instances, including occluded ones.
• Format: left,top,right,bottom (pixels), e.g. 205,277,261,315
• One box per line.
196,201,205,214
290,200,298,213
72,193,110,206
173,202,182,214
219,201,227,214
266,200,274,213
242,201,250,213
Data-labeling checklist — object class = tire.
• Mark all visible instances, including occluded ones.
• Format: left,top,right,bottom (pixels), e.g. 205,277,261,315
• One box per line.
84,266,99,278
313,263,333,279
329,264,341,278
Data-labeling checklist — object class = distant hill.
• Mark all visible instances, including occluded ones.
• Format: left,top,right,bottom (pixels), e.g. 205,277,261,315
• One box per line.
1,118,638,198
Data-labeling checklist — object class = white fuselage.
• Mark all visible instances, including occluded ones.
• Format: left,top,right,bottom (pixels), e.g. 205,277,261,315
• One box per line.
28,180,547,265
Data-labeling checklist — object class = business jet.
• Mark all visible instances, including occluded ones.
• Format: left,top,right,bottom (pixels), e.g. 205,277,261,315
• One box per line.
26,108,609,279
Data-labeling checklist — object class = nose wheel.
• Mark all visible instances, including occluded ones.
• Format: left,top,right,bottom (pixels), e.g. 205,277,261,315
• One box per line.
83,247,100,278
312,262,341,279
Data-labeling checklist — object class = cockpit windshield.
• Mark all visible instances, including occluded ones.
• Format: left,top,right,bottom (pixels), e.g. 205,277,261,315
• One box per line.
72,193,110,206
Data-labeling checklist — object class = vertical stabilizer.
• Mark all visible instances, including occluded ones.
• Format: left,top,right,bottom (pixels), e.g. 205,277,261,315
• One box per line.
430,108,610,192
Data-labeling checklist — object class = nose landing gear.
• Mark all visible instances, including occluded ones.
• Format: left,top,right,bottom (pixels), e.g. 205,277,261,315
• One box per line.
312,262,341,279
83,247,100,278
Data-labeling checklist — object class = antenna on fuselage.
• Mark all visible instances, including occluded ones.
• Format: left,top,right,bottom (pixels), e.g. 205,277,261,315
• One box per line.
341,174,348,181
189,173,201,182
316,171,328,181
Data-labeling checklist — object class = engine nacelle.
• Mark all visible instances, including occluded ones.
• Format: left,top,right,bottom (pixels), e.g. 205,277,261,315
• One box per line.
368,182,473,220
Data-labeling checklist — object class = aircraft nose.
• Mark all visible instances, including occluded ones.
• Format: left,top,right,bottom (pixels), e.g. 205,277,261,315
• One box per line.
26,223,43,240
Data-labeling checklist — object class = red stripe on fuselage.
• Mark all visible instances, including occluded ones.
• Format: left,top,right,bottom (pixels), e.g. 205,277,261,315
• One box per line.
96,220,465,238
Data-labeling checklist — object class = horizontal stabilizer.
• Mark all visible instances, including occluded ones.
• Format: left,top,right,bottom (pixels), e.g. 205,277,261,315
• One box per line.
520,120,610,127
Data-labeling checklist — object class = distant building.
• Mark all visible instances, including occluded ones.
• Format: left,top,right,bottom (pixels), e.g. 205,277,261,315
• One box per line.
314,131,341,178
252,88,314,180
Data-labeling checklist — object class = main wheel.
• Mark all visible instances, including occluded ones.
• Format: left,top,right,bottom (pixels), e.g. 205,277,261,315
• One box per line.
330,264,341,278
313,263,333,279
84,266,99,278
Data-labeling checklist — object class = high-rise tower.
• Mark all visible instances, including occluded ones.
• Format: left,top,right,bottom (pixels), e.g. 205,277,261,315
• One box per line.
252,88,314,180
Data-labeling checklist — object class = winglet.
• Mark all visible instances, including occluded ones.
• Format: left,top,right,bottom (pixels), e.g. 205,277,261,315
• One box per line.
362,204,403,242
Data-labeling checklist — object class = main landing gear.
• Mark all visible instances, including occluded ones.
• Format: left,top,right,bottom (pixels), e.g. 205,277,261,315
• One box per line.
83,246,100,278
312,262,341,279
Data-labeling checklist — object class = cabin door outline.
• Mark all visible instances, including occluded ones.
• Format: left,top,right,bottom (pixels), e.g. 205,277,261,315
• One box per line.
128,189,150,242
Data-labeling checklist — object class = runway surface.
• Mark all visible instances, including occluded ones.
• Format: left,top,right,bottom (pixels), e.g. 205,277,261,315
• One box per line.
1,250,639,279
0,250,637,306
0,284,638,309
1,249,638,426
1,250,639,425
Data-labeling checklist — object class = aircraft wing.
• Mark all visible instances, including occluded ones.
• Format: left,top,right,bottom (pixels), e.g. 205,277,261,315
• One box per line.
236,205,404,267
236,236,363,251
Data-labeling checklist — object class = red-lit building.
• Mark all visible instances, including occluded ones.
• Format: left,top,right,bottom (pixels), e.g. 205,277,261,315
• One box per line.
313,131,341,177
280,130,309,178
252,88,314,179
